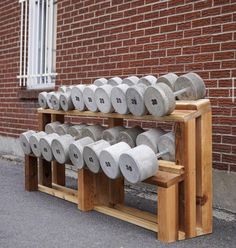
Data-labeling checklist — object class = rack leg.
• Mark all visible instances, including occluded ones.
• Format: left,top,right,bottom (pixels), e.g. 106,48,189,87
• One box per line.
196,110,212,233
158,184,179,243
175,119,196,238
25,155,38,191
39,159,52,188
51,114,65,186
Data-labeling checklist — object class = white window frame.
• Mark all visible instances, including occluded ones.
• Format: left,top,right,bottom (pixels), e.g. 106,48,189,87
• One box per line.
18,0,57,90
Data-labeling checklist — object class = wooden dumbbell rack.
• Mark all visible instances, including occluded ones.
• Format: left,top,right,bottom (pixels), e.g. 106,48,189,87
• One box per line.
25,99,212,243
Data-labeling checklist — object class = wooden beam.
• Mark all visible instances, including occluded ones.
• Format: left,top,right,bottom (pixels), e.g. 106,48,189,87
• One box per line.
175,119,196,238
25,155,38,191
144,171,184,188
94,205,158,232
196,110,213,234
158,184,179,243
39,159,52,188
159,160,184,174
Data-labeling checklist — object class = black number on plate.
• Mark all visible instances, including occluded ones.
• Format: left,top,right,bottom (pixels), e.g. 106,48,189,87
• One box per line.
88,97,92,102
74,153,78,159
151,99,157,105
116,98,122,103
75,96,80,101
56,149,60,154
89,157,93,162
131,99,137,105
99,98,105,104
126,165,132,171
105,161,111,167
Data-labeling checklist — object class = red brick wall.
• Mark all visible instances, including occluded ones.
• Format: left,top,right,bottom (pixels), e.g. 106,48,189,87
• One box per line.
0,0,235,171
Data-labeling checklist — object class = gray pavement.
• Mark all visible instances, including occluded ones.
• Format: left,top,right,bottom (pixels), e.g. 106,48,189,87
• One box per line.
0,158,236,248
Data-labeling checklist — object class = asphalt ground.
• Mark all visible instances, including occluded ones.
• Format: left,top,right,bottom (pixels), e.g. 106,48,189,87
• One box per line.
0,158,236,248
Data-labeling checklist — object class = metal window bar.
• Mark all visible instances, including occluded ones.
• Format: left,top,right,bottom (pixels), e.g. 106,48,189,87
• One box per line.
18,0,56,89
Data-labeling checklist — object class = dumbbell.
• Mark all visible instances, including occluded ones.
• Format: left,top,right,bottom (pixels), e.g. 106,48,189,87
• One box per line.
83,126,125,173
59,91,74,111
67,124,87,139
45,121,61,134
126,83,148,116
55,123,73,135
29,131,47,157
83,84,98,112
138,75,157,86
51,134,75,164
39,133,60,161
94,78,108,86
119,132,175,184
81,124,105,141
136,127,165,154
107,77,122,86
122,76,139,86
19,130,36,155
51,92,61,110
144,72,205,116
94,84,114,113
156,73,178,90
118,126,144,148
68,124,106,169
46,92,54,109
110,84,130,114
38,92,49,109
71,84,87,111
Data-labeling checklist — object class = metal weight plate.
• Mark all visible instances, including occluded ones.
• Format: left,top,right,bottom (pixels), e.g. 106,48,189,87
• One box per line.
94,78,108,86
138,75,157,86
55,123,72,135
83,85,98,112
38,92,48,109
81,125,105,141
122,76,139,86
94,85,114,113
157,132,175,161
51,92,61,110
174,72,206,100
136,127,165,154
51,134,74,164
39,133,59,162
46,92,54,109
107,77,122,86
126,84,148,116
102,126,126,145
29,131,47,157
83,140,110,173
59,92,74,111
67,124,87,139
156,73,178,91
69,137,94,170
119,145,157,184
110,84,130,114
45,121,61,134
144,83,176,116
71,85,87,111
19,130,36,155
99,142,131,179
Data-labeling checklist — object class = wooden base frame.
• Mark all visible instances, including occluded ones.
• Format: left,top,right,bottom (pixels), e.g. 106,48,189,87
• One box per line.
25,99,212,243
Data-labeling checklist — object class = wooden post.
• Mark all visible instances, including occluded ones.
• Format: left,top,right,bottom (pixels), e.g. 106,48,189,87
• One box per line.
196,110,212,234
25,155,38,191
38,112,51,184
39,159,52,188
175,119,196,238
51,114,65,186
158,184,179,243
78,169,95,211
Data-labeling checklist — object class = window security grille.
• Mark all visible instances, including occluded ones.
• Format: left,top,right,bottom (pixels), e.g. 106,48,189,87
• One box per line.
18,0,57,89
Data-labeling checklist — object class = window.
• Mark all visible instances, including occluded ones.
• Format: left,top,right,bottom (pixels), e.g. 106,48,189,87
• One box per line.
18,0,57,89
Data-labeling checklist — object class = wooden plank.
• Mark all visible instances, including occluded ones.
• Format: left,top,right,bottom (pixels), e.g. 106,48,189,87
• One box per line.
25,155,38,191
114,204,157,223
39,159,52,188
159,160,184,174
94,205,158,232
38,108,197,122
38,112,51,184
196,110,213,234
38,185,78,204
158,184,179,243
52,183,78,197
175,119,196,238
176,99,210,110
144,171,184,188
78,169,95,211
51,114,65,186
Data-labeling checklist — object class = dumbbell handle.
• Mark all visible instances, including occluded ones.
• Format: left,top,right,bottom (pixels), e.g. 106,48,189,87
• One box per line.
156,149,169,159
173,86,191,97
